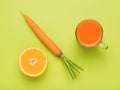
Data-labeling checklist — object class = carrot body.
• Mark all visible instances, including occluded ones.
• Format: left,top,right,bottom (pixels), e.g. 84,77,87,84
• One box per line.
23,14,62,57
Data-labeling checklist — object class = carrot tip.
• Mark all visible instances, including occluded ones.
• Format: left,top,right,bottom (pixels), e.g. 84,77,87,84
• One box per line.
19,10,25,17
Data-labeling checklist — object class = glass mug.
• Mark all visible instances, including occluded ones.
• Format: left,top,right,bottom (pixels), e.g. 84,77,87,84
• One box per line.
75,19,108,49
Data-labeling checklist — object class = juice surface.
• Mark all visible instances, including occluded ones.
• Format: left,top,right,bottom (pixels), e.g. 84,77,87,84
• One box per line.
76,20,103,47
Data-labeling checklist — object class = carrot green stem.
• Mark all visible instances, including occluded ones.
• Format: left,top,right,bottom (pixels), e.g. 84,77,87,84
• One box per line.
60,54,83,79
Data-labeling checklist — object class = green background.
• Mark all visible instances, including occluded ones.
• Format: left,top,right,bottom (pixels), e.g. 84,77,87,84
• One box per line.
0,0,120,89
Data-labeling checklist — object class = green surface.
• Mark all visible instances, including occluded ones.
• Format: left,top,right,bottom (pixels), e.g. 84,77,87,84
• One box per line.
0,0,120,89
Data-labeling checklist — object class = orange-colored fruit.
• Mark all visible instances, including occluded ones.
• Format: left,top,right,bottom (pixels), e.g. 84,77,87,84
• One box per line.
19,48,47,77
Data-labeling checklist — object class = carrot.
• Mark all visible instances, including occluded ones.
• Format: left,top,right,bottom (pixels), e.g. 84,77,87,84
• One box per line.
22,13,62,57
21,12,83,79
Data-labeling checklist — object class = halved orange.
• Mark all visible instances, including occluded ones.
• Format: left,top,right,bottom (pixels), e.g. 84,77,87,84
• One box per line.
19,47,47,77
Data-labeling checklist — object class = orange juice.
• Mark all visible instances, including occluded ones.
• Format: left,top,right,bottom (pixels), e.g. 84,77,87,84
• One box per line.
76,20,103,47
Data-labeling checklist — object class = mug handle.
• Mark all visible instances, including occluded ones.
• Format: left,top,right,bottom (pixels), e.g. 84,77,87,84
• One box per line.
99,41,108,50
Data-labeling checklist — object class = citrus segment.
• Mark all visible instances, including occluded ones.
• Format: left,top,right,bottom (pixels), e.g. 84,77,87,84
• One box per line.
19,48,47,77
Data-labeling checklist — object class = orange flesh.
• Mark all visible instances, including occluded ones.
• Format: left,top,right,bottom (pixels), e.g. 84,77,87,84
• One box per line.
19,48,47,76
76,20,103,47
